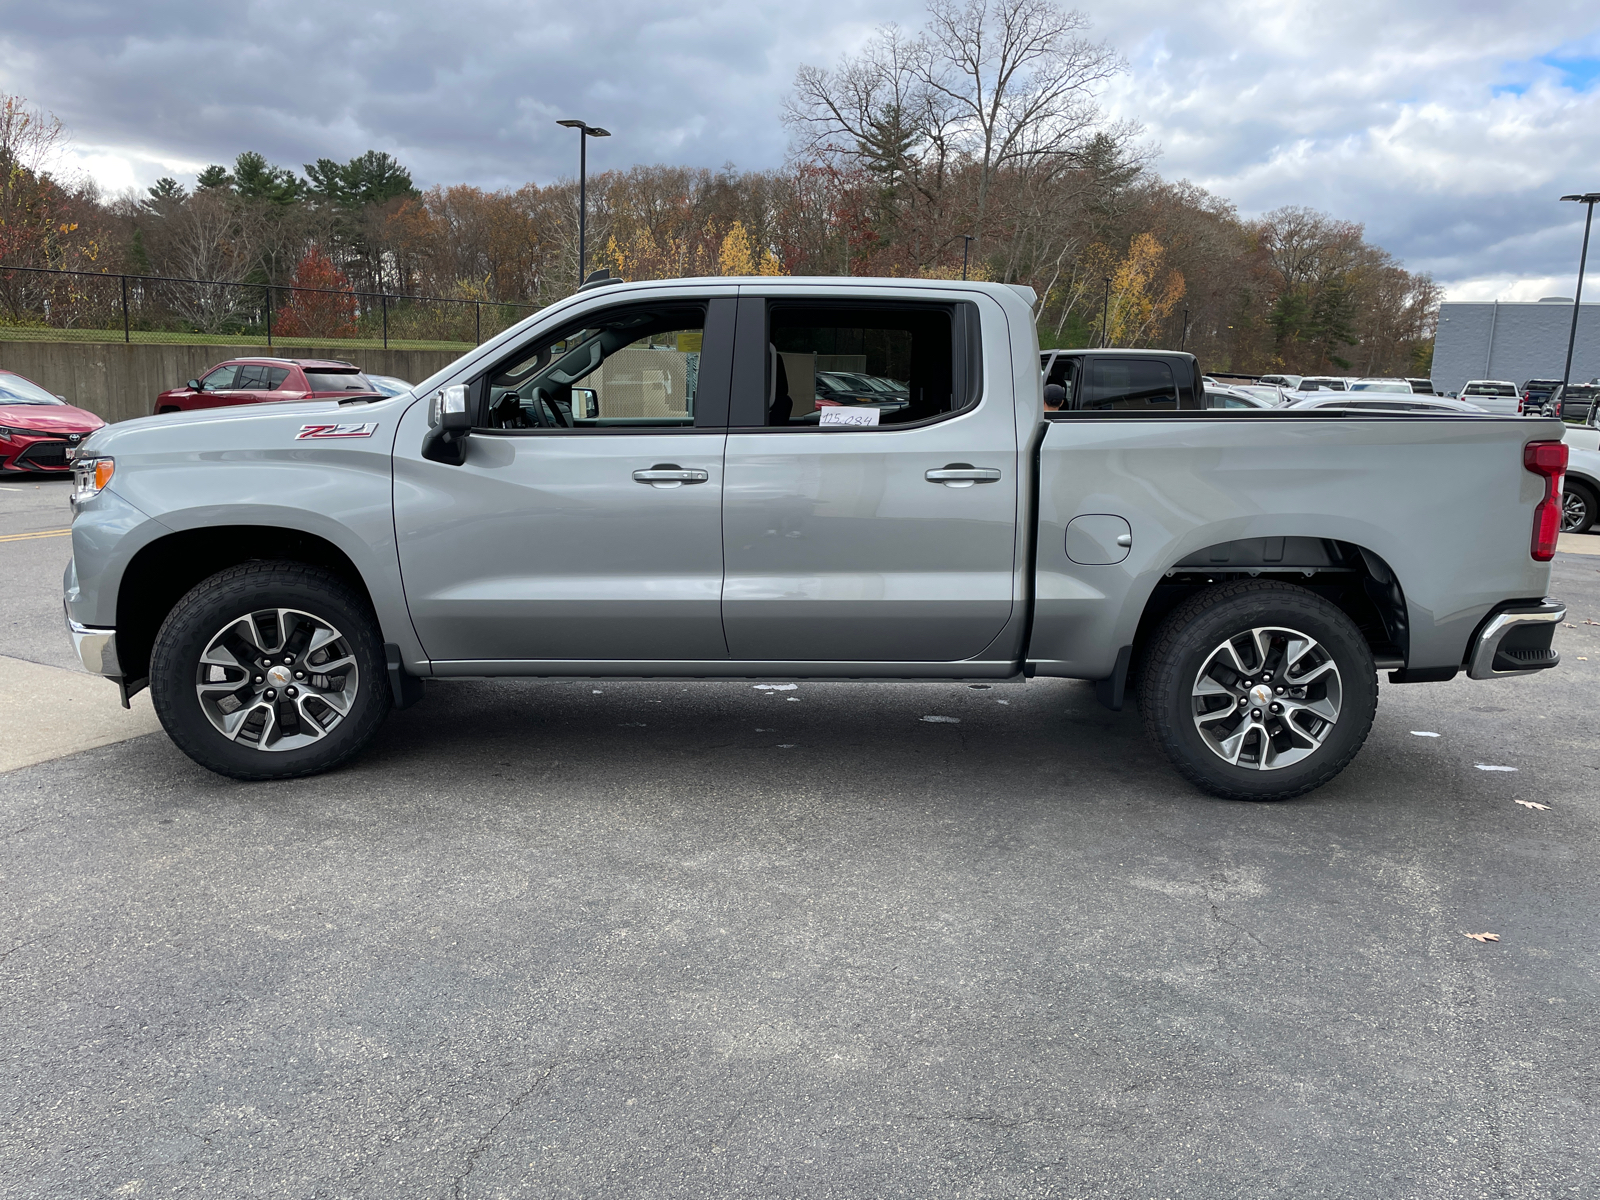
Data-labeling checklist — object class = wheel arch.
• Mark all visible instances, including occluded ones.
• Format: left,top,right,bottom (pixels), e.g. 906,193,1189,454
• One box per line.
1130,537,1408,673
115,525,380,689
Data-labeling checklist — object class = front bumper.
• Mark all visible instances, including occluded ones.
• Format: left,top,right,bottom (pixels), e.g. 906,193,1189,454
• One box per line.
1466,598,1565,679
2,435,76,472
66,608,120,677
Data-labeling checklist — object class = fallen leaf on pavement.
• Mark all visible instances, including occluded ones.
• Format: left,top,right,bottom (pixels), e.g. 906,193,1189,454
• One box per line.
1461,931,1500,942
1514,799,1551,811
1563,622,1578,628
1586,619,1600,626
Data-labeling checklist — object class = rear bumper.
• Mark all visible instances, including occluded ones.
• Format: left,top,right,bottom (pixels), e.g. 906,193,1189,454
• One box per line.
1466,598,1565,679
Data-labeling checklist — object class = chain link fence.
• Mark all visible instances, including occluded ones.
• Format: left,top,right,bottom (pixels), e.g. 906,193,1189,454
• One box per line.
0,264,538,350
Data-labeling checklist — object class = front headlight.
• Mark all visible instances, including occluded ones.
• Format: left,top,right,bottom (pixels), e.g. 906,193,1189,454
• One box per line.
71,456,114,507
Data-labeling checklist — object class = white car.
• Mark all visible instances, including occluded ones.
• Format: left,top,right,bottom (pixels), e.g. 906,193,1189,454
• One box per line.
1347,378,1414,394
1563,424,1600,533
1458,379,1522,416
1203,385,1281,409
1286,394,1488,415
1296,376,1349,392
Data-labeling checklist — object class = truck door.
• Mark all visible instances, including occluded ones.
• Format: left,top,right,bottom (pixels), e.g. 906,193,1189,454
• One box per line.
720,294,1019,662
392,295,735,666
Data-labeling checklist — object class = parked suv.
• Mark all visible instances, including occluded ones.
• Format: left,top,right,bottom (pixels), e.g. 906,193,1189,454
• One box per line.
155,358,382,414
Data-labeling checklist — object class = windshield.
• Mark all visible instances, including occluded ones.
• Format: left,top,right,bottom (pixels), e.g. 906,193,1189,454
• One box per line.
1464,383,1516,396
0,373,65,405
1349,380,1411,393
304,371,374,392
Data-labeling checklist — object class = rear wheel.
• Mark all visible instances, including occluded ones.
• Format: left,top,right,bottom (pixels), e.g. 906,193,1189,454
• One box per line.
150,562,390,780
1562,480,1596,535
1139,581,1378,801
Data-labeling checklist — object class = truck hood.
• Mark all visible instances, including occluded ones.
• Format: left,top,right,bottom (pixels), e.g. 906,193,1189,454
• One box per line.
78,393,417,459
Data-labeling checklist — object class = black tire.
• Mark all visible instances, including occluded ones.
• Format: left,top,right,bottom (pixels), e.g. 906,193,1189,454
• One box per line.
1138,581,1378,802
150,561,390,781
1562,480,1596,535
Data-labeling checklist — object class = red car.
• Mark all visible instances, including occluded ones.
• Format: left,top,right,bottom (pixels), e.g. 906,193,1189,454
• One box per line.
154,358,383,414
0,369,106,474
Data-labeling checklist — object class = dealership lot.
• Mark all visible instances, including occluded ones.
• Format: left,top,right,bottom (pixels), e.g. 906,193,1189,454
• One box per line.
2,477,1597,1197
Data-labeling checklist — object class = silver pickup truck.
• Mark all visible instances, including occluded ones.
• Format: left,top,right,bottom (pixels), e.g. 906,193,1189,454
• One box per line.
63,277,1568,801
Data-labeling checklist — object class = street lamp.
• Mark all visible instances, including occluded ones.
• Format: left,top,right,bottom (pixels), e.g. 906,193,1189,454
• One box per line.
961,235,974,281
1101,276,1112,347
1558,192,1600,399
557,119,611,286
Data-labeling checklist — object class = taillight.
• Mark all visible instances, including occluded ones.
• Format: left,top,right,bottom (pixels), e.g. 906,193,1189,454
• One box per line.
1524,440,1567,560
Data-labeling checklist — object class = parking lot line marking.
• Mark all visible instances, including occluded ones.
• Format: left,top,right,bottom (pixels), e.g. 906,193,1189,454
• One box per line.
0,528,71,543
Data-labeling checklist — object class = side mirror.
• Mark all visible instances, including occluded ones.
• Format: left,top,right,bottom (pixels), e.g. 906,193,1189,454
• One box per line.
572,387,599,419
187,379,201,391
422,385,472,465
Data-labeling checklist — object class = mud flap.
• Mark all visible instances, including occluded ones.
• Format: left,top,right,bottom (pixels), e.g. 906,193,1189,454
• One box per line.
385,643,425,710
1095,644,1133,711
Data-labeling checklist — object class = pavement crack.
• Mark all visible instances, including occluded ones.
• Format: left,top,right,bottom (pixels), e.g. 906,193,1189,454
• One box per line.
451,1061,560,1200
0,936,46,965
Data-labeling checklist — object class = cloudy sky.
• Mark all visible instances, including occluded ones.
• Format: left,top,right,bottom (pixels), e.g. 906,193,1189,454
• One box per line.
2,0,1598,299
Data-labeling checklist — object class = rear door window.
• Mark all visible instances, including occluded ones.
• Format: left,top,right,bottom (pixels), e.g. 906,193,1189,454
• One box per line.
234,364,290,391
732,301,977,428
1086,358,1180,410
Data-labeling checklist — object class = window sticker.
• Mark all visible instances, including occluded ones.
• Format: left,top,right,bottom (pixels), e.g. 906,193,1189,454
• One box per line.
818,407,880,427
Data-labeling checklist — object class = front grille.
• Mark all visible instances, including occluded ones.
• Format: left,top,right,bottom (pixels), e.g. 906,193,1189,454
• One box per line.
14,439,69,468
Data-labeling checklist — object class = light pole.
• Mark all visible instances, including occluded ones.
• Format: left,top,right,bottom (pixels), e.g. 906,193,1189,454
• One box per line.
1558,192,1600,399
1101,276,1112,347
961,235,974,281
1179,304,1190,351
557,119,611,286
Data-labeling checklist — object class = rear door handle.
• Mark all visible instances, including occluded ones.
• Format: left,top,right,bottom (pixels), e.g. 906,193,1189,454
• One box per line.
633,464,709,488
925,464,1002,488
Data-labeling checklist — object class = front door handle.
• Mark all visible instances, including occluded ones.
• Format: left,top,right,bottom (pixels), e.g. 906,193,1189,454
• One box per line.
926,464,1002,488
633,464,709,488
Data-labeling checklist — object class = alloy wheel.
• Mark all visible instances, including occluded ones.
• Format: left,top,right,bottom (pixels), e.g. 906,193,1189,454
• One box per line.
194,607,360,751
1191,625,1343,770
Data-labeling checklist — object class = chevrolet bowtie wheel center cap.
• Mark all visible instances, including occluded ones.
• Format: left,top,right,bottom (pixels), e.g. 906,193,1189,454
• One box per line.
267,665,293,687
1250,684,1273,707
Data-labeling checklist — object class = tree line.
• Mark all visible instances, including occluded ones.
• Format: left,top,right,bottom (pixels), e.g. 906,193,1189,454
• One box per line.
0,0,1438,374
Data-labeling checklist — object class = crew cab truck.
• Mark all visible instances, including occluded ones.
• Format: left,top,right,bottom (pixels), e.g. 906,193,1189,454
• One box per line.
64,277,1568,801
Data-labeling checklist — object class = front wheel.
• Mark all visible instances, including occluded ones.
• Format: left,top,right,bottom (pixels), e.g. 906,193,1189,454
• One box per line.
150,562,390,780
1138,581,1378,801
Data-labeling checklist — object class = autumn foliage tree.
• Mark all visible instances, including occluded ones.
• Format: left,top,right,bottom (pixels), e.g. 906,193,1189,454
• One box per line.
273,247,357,338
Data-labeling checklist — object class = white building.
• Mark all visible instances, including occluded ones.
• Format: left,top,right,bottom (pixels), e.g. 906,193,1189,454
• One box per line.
1433,298,1600,394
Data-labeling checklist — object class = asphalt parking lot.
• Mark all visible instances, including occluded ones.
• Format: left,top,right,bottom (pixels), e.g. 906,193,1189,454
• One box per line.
3,474,1598,1198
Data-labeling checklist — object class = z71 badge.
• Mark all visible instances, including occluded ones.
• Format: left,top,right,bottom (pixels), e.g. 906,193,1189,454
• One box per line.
296,423,378,440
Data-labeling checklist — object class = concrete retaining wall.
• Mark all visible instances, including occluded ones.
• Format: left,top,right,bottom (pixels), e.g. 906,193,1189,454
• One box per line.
1434,300,1600,395
0,341,468,423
